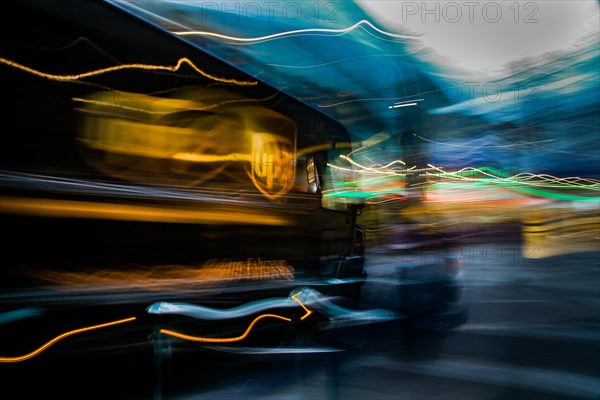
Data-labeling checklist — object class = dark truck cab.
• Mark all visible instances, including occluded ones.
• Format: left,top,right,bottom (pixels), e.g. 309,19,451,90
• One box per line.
0,0,365,349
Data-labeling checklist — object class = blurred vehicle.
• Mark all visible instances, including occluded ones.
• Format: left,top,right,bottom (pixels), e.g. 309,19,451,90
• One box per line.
0,0,466,372
0,0,365,359
360,189,468,336
396,229,466,331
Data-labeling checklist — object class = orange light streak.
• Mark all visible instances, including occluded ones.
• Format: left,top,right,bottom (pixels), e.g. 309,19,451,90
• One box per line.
0,317,136,363
292,291,313,320
160,313,292,343
159,291,312,342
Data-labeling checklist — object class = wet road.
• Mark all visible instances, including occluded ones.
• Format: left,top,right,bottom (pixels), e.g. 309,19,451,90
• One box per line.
162,242,600,400
1,238,598,400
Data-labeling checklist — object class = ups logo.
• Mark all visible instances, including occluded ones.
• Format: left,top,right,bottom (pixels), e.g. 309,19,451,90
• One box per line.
249,133,296,200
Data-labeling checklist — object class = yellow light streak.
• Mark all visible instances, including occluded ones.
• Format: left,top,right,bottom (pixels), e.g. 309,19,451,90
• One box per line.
0,317,136,363
0,56,256,86
0,196,291,226
338,155,410,175
327,134,600,192
523,215,600,234
546,228,600,239
73,90,279,115
159,291,312,343
425,164,600,189
73,96,176,115
298,132,390,158
295,142,353,158
331,148,599,191
346,132,390,158
172,152,252,162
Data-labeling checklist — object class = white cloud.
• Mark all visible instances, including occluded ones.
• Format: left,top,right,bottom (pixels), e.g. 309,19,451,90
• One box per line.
356,1,598,75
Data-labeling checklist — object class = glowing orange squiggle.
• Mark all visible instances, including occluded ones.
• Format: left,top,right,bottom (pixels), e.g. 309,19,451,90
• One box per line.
0,56,256,86
160,313,291,343
160,291,312,343
0,317,136,363
293,291,313,320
